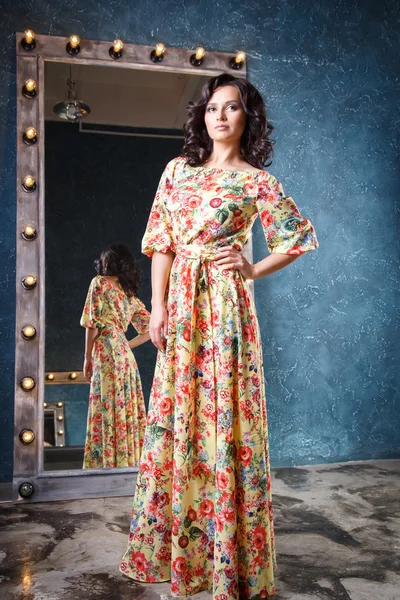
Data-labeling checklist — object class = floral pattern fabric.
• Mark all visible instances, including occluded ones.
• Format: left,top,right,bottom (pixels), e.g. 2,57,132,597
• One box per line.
80,275,150,468
120,157,318,598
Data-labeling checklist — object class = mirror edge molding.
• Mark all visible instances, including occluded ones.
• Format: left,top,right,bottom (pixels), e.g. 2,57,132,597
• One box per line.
13,31,247,503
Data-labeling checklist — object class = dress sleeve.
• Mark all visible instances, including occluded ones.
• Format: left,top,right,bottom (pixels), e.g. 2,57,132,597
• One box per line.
142,158,177,258
256,172,319,255
131,297,150,335
80,277,104,328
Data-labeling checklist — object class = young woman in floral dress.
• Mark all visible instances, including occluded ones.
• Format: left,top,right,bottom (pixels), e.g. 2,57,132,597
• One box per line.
120,74,318,598
81,243,150,469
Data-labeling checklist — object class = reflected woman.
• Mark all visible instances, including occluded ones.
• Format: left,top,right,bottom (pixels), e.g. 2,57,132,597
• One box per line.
120,74,318,598
81,243,150,469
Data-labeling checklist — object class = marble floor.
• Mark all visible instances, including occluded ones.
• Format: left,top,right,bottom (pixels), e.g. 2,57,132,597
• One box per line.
0,459,399,600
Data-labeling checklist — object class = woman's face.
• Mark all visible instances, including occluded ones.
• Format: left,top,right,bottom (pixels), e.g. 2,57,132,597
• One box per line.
204,85,246,144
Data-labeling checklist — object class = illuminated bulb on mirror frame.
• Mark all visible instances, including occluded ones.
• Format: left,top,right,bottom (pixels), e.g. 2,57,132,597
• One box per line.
23,126,37,145
22,175,36,192
20,377,35,391
19,481,34,498
229,51,246,70
46,373,55,381
57,402,63,407
21,324,36,340
43,402,47,408
109,39,124,59
58,429,64,436
66,34,81,55
151,43,165,63
190,47,206,67
58,415,63,421
22,78,37,99
69,372,77,380
22,275,37,290
21,29,36,51
19,429,35,444
22,225,37,241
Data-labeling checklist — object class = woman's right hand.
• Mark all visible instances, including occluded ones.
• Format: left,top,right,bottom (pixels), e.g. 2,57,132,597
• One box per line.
150,304,168,352
83,357,93,381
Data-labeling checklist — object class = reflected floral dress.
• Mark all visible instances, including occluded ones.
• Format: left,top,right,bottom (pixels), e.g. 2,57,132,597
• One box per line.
120,157,318,598
80,275,150,469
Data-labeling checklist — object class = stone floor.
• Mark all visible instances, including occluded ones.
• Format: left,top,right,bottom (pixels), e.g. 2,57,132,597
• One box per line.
0,459,399,600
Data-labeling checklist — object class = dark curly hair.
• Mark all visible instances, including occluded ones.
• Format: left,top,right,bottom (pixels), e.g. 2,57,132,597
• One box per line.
182,73,274,169
94,243,141,298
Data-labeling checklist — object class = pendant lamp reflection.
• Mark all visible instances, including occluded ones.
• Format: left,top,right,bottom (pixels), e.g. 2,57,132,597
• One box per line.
53,65,90,123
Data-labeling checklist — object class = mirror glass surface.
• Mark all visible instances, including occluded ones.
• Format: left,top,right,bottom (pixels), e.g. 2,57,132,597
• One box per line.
43,61,210,471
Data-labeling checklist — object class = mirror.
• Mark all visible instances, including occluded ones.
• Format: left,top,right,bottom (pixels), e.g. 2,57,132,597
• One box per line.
43,62,212,471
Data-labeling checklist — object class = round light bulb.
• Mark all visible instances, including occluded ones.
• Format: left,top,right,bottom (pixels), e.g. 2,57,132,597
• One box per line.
25,127,37,140
58,416,63,421
195,47,205,60
22,225,37,241
24,30,35,43
20,429,35,444
113,39,123,52
58,429,64,435
44,402,47,407
235,51,246,64
25,79,36,92
69,372,77,380
23,275,36,288
22,324,36,339
19,481,34,498
46,373,54,381
155,43,165,56
21,377,35,391
23,175,35,188
57,402,63,407
69,35,80,48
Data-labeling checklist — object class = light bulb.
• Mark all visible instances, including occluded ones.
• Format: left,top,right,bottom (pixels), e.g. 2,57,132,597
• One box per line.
57,402,63,407
235,51,246,64
22,175,36,191
21,30,36,51
69,372,77,380
58,416,63,421
69,35,80,48
25,79,36,92
22,275,36,290
58,429,64,435
20,429,35,444
46,373,54,381
22,225,37,241
20,377,35,391
22,324,36,339
114,39,123,52
195,47,205,60
24,30,35,44
155,43,165,56
26,127,36,139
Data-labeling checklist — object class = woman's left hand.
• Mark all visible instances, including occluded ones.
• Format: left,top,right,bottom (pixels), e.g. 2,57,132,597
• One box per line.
215,246,255,280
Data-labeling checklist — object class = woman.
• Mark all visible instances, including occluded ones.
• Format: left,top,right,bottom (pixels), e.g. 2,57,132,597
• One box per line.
120,74,318,598
81,243,150,469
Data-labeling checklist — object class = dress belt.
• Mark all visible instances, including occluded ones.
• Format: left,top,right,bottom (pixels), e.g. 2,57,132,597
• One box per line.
176,244,220,260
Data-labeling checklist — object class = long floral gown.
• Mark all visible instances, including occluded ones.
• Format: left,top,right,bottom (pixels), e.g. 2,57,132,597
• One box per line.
80,275,150,468
120,156,318,598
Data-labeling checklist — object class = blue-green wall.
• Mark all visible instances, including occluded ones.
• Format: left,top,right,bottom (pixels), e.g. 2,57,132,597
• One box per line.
1,0,399,482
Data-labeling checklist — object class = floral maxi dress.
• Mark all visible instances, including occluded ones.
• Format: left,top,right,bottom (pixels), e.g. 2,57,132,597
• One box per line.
120,157,318,598
80,276,150,468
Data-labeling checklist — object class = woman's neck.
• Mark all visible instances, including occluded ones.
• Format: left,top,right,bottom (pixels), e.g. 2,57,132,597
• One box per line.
204,143,247,169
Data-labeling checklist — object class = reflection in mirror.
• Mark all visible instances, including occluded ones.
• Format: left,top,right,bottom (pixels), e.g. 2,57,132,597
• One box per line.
44,62,211,472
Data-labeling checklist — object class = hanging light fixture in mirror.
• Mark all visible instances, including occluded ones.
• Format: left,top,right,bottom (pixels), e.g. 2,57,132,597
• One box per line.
53,64,90,123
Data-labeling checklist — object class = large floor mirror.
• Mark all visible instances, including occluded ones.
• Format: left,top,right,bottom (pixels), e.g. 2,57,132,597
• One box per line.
14,33,247,502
